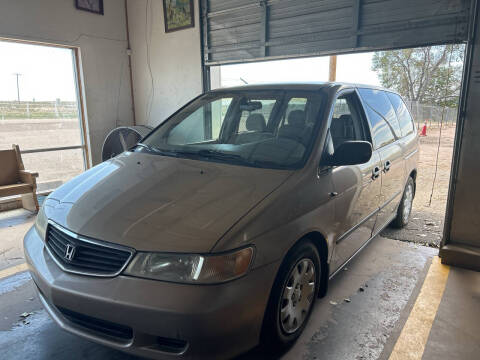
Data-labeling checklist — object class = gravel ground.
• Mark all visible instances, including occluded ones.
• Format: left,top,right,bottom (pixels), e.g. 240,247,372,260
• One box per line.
0,118,84,187
382,126,456,247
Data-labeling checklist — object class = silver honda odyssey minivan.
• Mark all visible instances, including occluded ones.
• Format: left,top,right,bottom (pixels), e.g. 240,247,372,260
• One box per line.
25,83,418,359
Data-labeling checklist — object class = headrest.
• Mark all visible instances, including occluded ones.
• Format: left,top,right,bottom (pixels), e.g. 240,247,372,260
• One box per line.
288,110,306,128
245,113,266,131
338,114,353,125
331,114,354,138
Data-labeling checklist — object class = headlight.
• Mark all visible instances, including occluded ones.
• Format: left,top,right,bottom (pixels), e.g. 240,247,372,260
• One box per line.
35,203,48,241
124,247,254,284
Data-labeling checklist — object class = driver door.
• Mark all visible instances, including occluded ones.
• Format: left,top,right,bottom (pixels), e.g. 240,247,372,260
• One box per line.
328,90,382,273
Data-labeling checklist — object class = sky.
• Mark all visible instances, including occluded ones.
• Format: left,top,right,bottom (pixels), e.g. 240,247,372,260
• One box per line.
0,40,381,102
0,41,77,101
218,52,381,88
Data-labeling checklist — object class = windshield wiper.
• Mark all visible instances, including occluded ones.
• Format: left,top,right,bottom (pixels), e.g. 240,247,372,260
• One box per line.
195,149,245,161
137,143,160,153
249,159,291,170
164,149,250,164
137,143,186,157
137,145,251,165
173,149,248,163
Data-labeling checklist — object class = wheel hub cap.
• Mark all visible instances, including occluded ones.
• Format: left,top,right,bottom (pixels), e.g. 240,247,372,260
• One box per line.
280,258,316,334
403,183,413,223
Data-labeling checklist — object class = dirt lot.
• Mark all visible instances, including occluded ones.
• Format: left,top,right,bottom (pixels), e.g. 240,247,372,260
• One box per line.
382,126,456,247
0,118,85,190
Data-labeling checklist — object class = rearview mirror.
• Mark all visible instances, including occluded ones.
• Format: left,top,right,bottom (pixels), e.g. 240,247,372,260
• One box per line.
239,100,262,111
325,141,372,166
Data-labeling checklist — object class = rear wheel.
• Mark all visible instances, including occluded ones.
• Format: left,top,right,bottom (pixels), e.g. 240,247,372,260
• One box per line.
391,177,415,228
261,241,321,351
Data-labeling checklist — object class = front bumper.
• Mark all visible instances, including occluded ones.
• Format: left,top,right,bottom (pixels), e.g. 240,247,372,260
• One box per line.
24,226,279,359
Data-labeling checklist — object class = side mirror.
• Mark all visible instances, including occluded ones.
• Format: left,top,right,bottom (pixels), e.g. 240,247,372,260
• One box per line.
325,141,372,166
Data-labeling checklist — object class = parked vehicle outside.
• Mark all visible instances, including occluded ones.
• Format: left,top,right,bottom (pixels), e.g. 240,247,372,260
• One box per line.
24,83,418,359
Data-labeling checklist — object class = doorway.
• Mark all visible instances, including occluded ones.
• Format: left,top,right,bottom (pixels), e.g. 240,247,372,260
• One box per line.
211,44,466,248
0,40,88,193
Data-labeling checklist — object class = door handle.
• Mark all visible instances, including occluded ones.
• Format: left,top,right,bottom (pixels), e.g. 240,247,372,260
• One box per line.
372,166,380,180
384,160,391,172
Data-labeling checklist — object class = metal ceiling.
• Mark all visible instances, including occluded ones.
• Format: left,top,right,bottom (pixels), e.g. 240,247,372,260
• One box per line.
201,0,472,65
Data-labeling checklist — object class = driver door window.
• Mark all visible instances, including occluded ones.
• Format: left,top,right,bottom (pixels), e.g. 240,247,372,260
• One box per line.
330,93,370,150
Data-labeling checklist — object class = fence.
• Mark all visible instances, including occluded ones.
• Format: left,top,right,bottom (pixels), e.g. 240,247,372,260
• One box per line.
0,99,458,130
0,100,78,120
406,101,457,128
0,100,85,191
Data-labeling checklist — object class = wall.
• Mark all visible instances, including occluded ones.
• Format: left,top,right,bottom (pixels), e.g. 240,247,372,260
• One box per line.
127,0,203,127
440,3,480,271
0,0,134,165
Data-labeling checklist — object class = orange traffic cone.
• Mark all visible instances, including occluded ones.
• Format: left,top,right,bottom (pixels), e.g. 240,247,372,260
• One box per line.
420,122,427,136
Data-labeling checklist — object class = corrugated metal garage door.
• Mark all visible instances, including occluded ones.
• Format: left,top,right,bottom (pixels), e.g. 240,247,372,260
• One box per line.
201,0,472,65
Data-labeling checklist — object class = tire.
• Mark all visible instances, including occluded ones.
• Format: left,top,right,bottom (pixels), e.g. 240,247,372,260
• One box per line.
261,240,321,352
391,177,415,228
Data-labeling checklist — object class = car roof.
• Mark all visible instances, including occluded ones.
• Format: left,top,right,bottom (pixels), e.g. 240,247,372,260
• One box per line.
210,81,399,95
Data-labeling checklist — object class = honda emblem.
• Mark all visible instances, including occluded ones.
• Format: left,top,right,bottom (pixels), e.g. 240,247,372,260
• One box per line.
64,244,76,261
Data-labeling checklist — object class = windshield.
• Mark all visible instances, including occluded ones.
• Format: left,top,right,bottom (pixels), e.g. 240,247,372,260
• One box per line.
137,90,326,169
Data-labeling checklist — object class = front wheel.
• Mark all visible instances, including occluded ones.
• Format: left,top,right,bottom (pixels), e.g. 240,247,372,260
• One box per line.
391,177,415,228
261,241,321,351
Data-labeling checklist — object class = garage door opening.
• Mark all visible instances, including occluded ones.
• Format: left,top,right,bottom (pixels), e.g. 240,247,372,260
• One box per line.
210,44,466,248
0,40,87,194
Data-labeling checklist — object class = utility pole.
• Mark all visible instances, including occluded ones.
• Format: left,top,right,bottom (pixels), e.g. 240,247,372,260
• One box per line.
13,73,22,102
329,56,337,82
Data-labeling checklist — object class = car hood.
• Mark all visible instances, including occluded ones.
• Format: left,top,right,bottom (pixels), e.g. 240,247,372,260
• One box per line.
45,151,292,253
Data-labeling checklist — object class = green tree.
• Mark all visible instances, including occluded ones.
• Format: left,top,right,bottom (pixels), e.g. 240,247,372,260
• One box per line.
372,45,464,107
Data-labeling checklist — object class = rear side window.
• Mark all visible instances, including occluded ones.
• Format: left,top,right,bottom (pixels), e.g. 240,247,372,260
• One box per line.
364,110,395,149
358,89,401,137
386,92,415,137
358,89,397,149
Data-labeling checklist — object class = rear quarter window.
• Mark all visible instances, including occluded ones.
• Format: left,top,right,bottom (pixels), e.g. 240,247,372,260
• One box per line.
386,92,415,137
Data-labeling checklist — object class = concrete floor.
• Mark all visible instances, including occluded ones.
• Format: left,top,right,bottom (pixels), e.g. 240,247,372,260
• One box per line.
0,209,478,360
421,266,480,360
0,208,35,271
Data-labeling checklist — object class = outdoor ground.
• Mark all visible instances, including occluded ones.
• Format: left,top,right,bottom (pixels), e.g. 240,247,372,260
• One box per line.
382,126,455,247
0,118,84,190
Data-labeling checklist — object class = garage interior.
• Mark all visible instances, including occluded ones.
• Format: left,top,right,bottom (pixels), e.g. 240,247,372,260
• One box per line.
1,0,479,359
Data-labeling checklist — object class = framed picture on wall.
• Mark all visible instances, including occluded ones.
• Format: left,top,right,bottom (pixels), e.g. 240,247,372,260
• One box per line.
75,0,104,15
163,0,195,33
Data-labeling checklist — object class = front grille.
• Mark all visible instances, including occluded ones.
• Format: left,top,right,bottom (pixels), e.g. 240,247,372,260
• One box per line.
46,222,133,276
57,306,133,341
